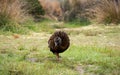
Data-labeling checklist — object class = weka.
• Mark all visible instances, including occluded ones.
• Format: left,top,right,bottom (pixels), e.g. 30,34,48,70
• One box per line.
48,31,70,60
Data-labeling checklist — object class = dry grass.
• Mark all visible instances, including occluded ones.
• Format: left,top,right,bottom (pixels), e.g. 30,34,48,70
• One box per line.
0,0,27,24
94,0,120,24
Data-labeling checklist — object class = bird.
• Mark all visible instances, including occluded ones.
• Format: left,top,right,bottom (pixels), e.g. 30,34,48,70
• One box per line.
48,31,70,60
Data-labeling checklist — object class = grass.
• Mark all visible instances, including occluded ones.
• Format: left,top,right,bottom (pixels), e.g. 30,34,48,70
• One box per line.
65,46,120,74
0,45,119,75
0,0,27,26
0,21,120,75
19,19,89,34
94,0,120,24
0,0,30,35
64,19,91,28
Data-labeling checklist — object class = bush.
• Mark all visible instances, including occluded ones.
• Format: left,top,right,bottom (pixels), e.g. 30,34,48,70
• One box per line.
63,0,97,23
94,0,120,24
0,14,10,26
25,0,45,16
63,0,80,22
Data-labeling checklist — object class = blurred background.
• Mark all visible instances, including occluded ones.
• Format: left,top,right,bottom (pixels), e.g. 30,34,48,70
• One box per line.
0,0,120,33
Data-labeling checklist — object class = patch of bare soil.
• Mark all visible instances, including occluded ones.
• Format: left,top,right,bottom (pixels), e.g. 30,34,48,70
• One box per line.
76,65,84,75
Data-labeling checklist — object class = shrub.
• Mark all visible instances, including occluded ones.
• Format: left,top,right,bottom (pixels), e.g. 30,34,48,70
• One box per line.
94,0,120,24
0,14,10,26
63,0,80,22
63,0,97,23
25,0,45,16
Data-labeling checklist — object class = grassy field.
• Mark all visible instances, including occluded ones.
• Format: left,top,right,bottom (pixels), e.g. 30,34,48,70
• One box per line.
0,21,120,75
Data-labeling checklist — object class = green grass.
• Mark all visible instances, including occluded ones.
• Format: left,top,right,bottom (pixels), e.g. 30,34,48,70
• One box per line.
65,45,120,74
23,19,85,32
0,44,119,75
62,18,91,28
0,19,91,35
0,19,54,35
0,20,120,75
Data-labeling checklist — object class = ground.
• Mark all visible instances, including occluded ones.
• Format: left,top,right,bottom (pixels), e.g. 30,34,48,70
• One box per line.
0,22,120,75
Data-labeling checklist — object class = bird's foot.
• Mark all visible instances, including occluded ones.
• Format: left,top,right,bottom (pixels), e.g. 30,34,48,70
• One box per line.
55,53,62,61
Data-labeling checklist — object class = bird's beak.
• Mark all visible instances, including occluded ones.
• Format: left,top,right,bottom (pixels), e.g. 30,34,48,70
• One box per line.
55,42,57,47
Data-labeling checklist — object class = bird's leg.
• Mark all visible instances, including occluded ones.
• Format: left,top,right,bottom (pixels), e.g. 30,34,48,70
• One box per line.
55,53,60,61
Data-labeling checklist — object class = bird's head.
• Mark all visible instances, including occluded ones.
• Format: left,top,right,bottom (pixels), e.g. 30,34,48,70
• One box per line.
54,36,62,47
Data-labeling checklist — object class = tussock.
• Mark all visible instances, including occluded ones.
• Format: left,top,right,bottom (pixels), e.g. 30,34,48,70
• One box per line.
0,0,27,25
94,0,120,24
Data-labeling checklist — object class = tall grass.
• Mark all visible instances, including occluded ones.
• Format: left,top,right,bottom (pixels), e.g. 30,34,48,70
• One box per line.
95,0,120,24
0,0,27,31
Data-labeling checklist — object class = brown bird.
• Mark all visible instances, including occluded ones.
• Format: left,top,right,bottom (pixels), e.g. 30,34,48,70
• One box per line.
48,31,70,60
